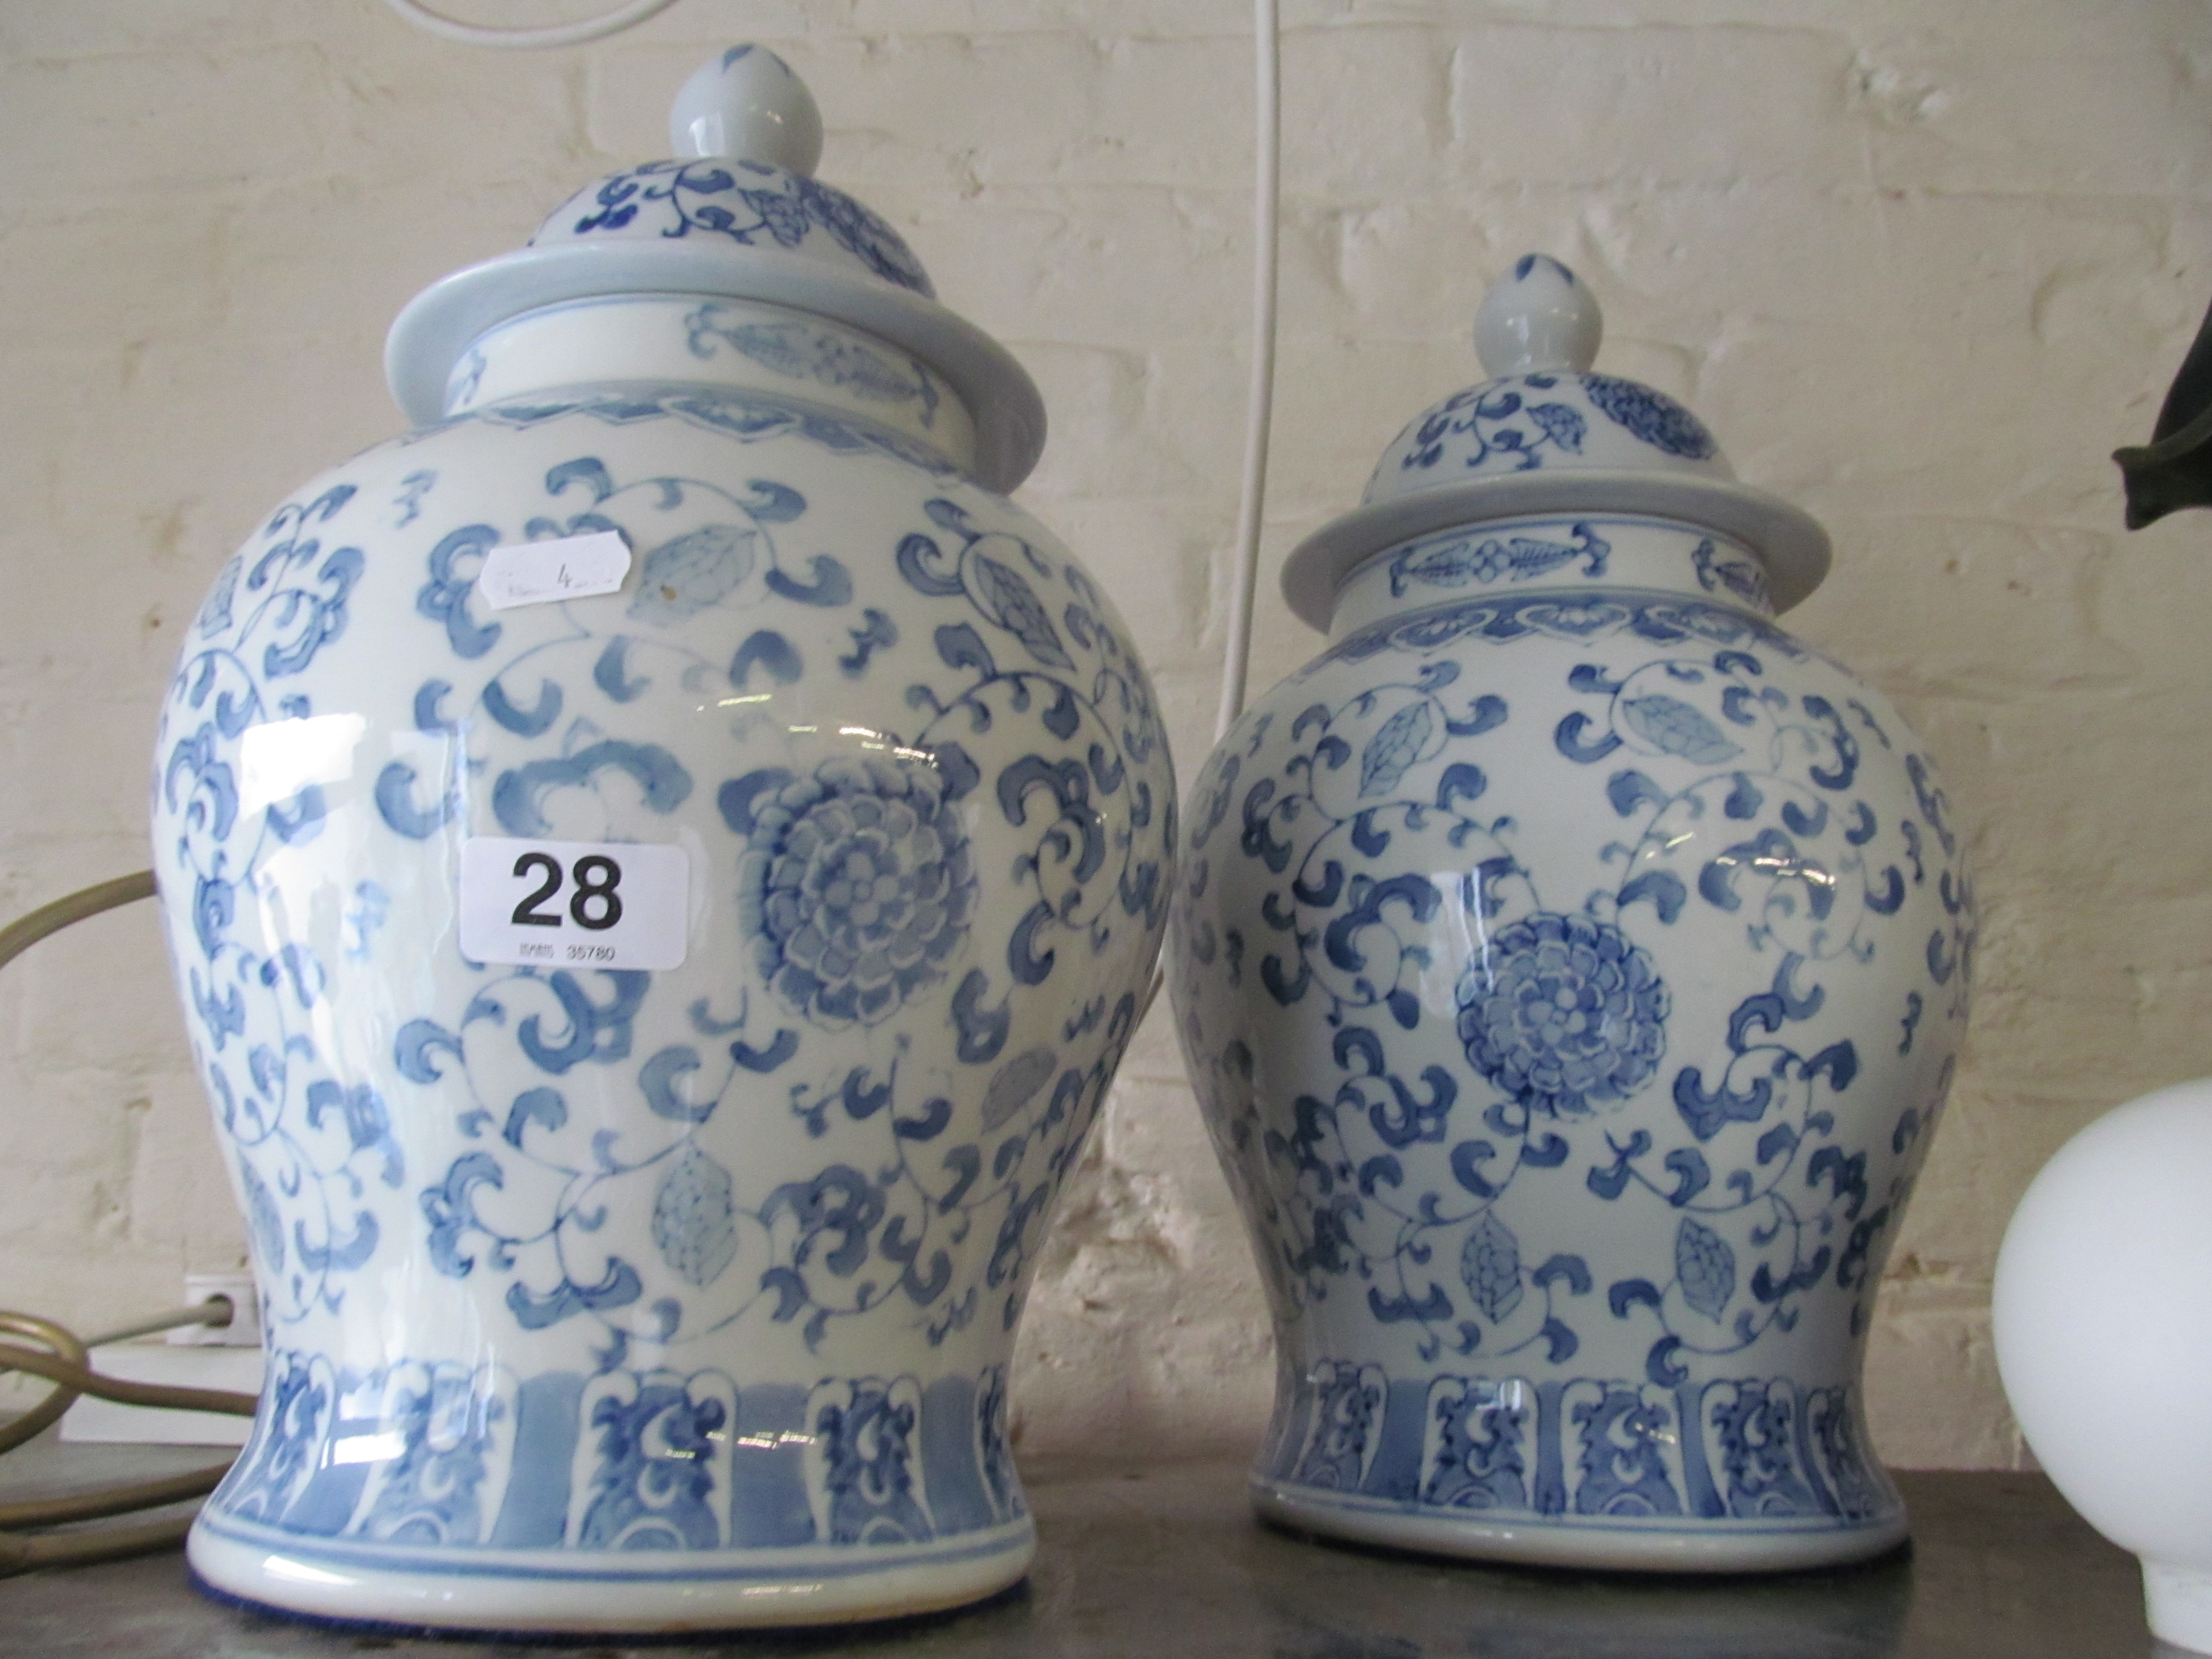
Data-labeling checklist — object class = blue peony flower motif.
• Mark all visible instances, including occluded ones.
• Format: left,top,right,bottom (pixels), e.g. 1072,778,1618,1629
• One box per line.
740,756,976,1028
1456,911,1668,1117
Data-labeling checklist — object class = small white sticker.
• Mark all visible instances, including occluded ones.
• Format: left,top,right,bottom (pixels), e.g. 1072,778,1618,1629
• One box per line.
459,838,690,971
477,531,632,611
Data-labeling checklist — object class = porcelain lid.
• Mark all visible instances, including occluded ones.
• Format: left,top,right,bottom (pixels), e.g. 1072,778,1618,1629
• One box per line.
1280,255,1830,629
385,46,1045,491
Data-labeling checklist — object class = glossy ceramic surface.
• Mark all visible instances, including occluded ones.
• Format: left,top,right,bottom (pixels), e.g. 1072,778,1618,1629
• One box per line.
1168,261,1972,1571
150,49,1173,1632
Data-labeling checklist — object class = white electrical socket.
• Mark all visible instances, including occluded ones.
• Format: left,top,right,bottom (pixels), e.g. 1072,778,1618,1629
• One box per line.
169,1272,262,1347
62,1274,267,1445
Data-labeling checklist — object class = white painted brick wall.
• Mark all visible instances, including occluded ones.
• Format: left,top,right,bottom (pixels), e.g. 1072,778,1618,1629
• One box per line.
6,0,2210,1471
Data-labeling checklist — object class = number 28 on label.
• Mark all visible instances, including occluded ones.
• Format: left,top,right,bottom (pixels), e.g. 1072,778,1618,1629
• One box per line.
458,838,690,971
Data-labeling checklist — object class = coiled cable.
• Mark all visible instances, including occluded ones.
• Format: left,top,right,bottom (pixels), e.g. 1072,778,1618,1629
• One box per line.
0,876,258,1577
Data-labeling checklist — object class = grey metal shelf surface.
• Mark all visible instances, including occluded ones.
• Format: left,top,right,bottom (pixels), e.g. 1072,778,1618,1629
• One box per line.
0,1432,2162,1657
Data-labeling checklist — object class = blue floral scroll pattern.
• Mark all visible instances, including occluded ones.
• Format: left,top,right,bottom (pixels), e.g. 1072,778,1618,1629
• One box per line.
1388,523,1610,597
212,1351,337,1524
805,1376,933,1545
389,456,1172,1365
208,1352,1021,1552
157,481,407,1330
1323,592,1810,672
1420,1376,1529,1510
161,363,1169,1556
557,159,934,297
574,1369,737,1549
1276,1360,1890,1527
1189,655,1605,1370
1383,372,1717,488
353,1362,517,1545
409,910,1151,1362
1170,585,1970,1395
1291,1362,1389,1491
1396,375,1589,477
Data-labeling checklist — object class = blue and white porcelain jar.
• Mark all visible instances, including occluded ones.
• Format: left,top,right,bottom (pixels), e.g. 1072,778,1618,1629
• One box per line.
150,48,1173,1632
1168,257,1971,1571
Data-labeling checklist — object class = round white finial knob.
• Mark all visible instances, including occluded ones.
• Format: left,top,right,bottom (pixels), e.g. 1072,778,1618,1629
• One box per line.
1474,253,1603,376
670,45,823,178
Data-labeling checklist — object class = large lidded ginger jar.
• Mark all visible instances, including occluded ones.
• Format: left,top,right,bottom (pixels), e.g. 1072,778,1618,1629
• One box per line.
1167,257,1971,1571
150,49,1174,1632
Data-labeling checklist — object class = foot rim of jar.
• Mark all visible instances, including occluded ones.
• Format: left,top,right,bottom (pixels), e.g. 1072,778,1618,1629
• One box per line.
186,1508,1034,1633
1249,1475,1907,1575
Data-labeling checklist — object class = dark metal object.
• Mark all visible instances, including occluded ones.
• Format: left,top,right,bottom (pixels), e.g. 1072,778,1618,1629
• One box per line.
0,1436,2156,1657
2115,293,2212,527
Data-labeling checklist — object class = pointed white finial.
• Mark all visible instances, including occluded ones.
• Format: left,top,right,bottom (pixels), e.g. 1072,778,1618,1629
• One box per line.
670,45,823,178
1474,253,1603,376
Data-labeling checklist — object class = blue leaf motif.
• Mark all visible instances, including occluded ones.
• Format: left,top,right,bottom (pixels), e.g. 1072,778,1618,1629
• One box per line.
981,1047,1057,1132
1526,402,1586,451
1492,535,1599,582
652,1143,739,1288
1358,701,1434,797
967,547,1073,669
1460,1210,1523,1324
1581,374,1718,459
629,523,757,624
239,1157,285,1270
1675,1218,1735,1320
1620,694,1740,764
1393,536,1488,590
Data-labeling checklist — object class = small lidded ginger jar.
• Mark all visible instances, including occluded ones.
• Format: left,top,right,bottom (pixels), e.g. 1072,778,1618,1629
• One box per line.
1168,256,1969,1572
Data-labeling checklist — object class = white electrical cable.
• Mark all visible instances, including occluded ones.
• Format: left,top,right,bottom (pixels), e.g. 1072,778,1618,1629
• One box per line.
1215,0,1283,743
380,0,681,50
0,881,257,1575
79,1298,234,1351
1137,0,1282,1028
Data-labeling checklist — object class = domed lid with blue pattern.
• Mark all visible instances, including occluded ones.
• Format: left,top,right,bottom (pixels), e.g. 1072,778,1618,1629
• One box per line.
1281,255,1830,628
386,46,1044,491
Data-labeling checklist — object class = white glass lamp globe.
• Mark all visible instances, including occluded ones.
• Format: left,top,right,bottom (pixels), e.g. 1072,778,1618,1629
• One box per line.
1993,1079,2212,1653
